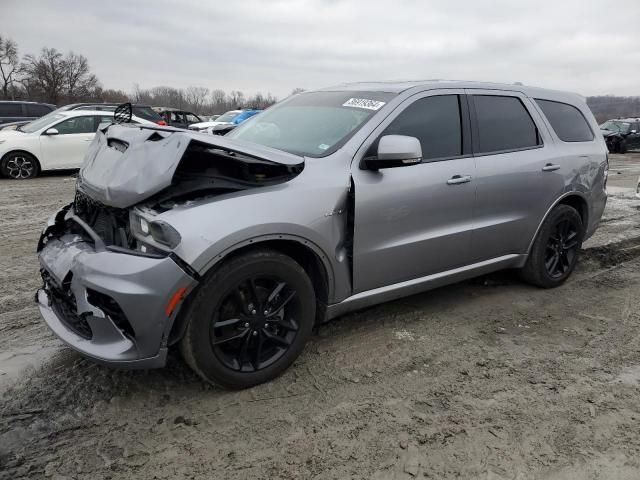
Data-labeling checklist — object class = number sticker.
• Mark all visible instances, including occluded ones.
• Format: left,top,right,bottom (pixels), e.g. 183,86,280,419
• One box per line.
342,98,386,111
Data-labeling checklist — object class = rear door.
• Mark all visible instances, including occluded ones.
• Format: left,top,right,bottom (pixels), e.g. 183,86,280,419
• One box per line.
466,90,562,261
352,90,476,293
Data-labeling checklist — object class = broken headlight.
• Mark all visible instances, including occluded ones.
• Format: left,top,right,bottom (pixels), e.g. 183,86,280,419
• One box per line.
130,211,181,250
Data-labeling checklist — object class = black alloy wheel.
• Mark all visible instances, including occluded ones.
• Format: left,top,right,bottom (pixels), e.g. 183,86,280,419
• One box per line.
544,218,579,278
211,276,300,372
521,204,584,288
179,249,315,389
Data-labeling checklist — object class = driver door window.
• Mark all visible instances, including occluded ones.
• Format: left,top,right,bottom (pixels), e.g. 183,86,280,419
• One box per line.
380,95,463,161
54,116,97,134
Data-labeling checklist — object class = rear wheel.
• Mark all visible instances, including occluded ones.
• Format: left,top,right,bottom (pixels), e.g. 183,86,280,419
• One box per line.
521,204,583,288
179,249,315,389
1,152,40,179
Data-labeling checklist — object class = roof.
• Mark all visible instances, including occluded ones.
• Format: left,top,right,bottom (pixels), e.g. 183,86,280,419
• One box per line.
318,80,584,102
0,100,56,107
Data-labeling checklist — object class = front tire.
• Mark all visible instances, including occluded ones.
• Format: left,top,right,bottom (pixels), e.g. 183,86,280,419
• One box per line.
0,151,40,179
521,204,583,288
618,139,628,154
179,249,316,389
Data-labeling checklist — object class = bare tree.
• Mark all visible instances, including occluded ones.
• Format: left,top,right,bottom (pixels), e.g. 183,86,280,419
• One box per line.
0,36,20,99
229,90,245,108
185,86,209,113
63,52,99,100
21,48,67,104
291,87,306,95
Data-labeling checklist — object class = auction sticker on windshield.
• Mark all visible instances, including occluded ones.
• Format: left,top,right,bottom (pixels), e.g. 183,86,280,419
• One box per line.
342,98,386,111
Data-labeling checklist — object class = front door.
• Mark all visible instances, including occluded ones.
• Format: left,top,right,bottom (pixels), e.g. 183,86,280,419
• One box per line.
351,91,476,293
40,115,98,169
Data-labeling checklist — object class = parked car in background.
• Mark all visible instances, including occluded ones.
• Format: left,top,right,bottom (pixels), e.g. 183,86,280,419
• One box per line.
0,109,156,179
600,118,640,153
188,109,261,132
0,101,56,125
153,108,202,129
199,114,220,122
35,81,607,389
57,103,167,126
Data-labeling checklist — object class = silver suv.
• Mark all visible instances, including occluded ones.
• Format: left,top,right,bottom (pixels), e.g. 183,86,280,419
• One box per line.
36,81,608,388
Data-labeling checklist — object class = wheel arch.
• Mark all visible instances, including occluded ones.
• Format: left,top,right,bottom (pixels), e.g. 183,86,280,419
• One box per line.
168,235,334,345
527,192,589,254
0,149,42,175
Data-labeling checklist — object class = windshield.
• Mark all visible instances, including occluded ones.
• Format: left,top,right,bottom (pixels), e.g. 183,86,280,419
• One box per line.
19,113,66,133
600,120,630,133
227,91,395,157
216,111,241,123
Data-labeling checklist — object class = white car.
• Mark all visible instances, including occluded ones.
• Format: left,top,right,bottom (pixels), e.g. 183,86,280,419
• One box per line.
188,110,242,132
0,110,153,179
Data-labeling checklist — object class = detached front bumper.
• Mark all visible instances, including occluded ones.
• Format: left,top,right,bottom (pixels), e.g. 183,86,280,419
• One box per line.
36,207,197,369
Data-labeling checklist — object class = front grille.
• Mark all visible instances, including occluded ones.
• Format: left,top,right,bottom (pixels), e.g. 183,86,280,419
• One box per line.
43,271,92,340
74,190,133,248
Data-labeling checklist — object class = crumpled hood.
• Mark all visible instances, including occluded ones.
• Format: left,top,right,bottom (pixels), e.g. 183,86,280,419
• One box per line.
78,124,304,209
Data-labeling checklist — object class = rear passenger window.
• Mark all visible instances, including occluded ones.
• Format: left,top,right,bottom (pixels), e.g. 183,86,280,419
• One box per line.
381,95,462,161
535,99,593,142
0,103,23,116
26,104,52,117
473,95,540,153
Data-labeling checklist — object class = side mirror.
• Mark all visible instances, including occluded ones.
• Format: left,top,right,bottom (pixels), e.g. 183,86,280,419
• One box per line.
43,128,59,136
362,135,422,170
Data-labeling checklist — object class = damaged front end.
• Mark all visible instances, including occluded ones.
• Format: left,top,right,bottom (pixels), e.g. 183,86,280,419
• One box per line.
36,124,305,368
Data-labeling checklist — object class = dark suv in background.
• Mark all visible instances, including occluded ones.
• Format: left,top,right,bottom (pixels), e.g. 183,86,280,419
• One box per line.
600,117,640,153
153,107,202,129
0,101,56,125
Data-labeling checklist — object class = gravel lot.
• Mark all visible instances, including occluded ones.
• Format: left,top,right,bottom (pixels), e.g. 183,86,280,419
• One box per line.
1,154,640,480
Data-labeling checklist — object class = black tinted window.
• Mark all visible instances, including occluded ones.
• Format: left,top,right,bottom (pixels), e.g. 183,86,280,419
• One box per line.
382,95,462,160
133,106,161,121
0,103,23,116
473,95,540,153
535,99,593,142
26,104,53,116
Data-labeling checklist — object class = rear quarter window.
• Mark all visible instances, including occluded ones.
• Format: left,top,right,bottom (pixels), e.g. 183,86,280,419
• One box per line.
535,99,594,142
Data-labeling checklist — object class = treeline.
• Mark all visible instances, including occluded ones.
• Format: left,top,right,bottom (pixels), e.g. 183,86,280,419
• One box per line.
586,96,640,123
4,35,639,118
0,35,289,114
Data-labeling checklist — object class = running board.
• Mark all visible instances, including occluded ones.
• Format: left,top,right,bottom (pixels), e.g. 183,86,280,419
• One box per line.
326,254,526,320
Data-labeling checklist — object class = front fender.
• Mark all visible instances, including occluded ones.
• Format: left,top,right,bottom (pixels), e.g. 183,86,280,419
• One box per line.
158,159,353,303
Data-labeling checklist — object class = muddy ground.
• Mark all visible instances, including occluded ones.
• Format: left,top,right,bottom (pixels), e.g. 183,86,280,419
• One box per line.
1,154,640,480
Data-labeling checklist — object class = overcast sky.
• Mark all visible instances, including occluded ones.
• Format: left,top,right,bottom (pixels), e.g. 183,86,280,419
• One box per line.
2,0,640,99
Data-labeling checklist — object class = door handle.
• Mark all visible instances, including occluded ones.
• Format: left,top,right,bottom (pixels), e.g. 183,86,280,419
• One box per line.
83,139,93,142
542,163,561,172
447,174,472,185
